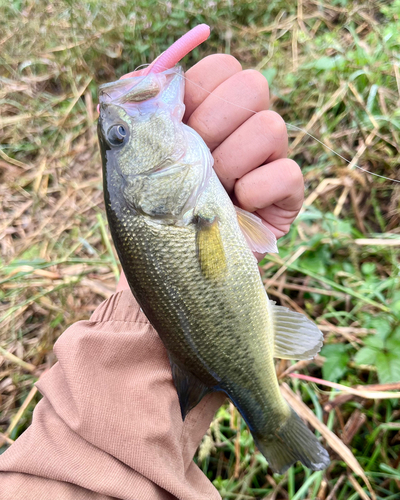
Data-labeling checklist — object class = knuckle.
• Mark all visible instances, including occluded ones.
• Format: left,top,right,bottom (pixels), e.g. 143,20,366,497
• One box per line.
188,54,242,76
240,69,269,99
284,159,304,194
213,154,230,180
259,110,288,142
204,54,242,73
234,178,253,211
279,224,292,237
253,110,288,147
188,113,213,144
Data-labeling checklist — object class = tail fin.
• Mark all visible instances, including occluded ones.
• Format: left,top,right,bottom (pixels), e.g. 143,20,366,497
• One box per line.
255,410,330,474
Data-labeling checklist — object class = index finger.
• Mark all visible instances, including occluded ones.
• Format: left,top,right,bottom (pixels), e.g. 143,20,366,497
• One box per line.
183,54,242,122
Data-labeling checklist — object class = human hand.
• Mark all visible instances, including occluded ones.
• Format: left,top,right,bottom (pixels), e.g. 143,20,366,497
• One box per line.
117,55,303,290
184,54,304,244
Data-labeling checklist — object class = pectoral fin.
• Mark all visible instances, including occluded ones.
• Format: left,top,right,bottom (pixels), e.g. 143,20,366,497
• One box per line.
271,301,324,360
235,206,278,254
168,356,212,420
196,216,227,280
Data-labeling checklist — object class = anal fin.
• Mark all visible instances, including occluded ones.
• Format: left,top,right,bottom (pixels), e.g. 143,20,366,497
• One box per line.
271,301,324,360
169,356,212,420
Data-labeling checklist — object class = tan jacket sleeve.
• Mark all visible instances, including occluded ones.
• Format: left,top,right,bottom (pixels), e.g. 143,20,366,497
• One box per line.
0,290,225,500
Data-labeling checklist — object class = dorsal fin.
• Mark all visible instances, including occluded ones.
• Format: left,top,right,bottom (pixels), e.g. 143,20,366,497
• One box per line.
168,356,212,420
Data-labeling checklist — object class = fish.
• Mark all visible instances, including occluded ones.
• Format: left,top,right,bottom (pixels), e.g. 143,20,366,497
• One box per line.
97,66,330,474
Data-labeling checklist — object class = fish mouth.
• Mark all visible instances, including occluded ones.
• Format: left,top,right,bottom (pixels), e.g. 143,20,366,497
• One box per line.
98,67,181,116
98,101,126,127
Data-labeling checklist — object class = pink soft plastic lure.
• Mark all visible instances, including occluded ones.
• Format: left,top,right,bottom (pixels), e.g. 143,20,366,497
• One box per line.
123,24,210,78
146,24,210,74
98,25,210,111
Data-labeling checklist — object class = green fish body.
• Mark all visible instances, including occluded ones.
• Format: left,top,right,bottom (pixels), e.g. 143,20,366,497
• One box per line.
97,67,330,473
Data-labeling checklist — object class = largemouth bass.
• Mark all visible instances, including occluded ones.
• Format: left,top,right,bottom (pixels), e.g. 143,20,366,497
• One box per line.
97,67,330,473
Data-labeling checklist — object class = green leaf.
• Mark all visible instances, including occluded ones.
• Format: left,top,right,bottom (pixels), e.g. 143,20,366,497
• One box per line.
303,56,343,71
364,335,385,351
261,68,277,86
300,254,327,275
390,292,400,318
321,213,353,239
354,347,377,366
391,325,400,342
375,351,400,384
300,246,330,276
321,344,349,381
368,317,392,339
361,262,376,276
343,262,355,274
364,335,385,350
284,73,296,87
386,326,400,356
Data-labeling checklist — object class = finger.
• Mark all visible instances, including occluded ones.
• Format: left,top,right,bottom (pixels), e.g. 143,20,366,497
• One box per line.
234,158,304,237
256,203,301,238
212,110,288,193
187,69,269,152
183,54,242,121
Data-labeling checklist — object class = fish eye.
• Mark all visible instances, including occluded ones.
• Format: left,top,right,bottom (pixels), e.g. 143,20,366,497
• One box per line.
107,124,128,147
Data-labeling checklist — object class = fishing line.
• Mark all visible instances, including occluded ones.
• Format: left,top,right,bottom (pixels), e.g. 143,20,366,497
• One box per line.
168,67,400,185
285,124,400,184
132,63,152,72
116,62,400,184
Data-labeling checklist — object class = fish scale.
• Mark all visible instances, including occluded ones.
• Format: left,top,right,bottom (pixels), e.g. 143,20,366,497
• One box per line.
98,66,330,474
111,171,279,420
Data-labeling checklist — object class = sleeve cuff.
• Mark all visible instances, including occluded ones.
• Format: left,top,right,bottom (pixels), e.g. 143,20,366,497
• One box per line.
89,289,149,324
